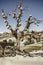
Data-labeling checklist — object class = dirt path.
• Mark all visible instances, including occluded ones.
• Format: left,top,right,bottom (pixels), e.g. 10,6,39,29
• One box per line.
0,55,43,65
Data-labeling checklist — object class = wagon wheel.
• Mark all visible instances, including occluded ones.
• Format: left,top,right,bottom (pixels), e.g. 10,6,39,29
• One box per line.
11,48,16,57
0,45,3,57
4,46,15,57
4,46,12,57
10,46,16,57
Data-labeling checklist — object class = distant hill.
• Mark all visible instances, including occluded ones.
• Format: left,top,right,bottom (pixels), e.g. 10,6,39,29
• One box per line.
0,32,12,39
0,31,43,40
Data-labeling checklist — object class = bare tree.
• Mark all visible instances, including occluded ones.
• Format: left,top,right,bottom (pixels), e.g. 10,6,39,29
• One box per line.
2,0,41,50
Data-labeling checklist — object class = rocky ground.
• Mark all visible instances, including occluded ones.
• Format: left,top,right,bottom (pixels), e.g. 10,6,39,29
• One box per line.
0,55,43,65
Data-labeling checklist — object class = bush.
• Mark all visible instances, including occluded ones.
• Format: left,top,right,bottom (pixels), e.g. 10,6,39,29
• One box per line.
24,40,34,46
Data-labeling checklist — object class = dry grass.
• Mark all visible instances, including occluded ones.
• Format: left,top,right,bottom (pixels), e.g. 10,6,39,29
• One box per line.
21,45,43,52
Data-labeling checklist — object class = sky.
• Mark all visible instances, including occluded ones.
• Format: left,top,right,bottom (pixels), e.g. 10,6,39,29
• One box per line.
0,0,43,33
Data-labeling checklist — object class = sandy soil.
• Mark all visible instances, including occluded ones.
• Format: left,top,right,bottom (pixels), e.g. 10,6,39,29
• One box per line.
0,55,43,65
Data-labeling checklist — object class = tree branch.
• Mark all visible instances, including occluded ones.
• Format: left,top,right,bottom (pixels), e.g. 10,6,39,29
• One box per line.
2,9,18,38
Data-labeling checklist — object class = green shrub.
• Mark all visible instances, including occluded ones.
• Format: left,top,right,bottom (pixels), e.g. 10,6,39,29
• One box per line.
24,40,34,46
